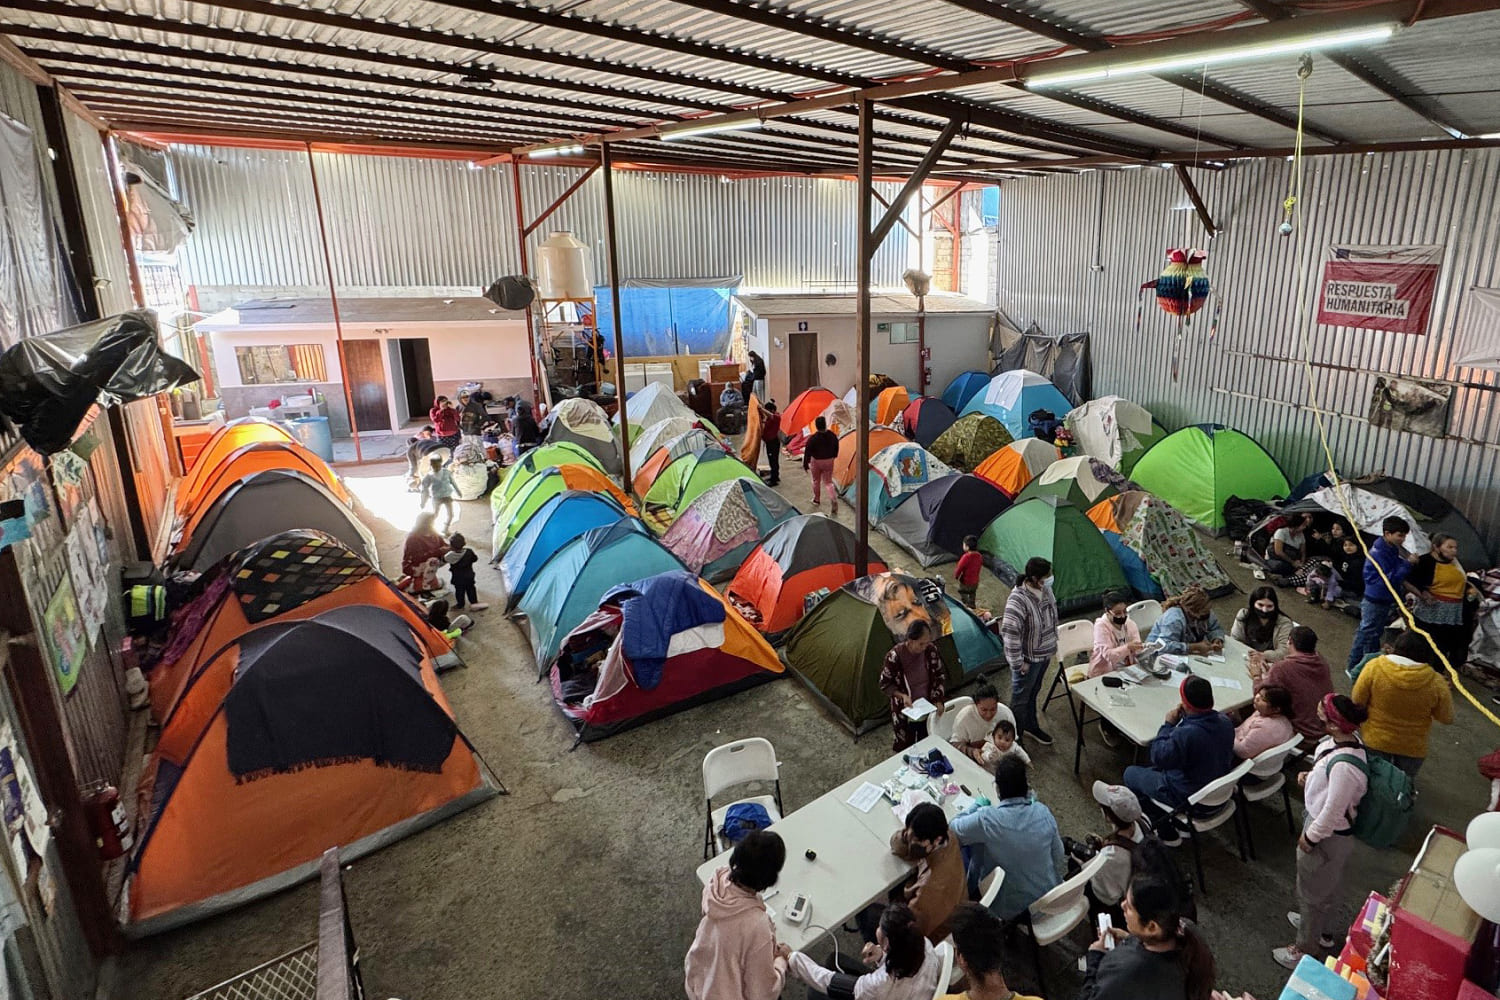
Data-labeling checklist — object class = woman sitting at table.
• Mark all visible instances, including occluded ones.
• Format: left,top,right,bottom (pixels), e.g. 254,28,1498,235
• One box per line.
1091,591,1144,677
1230,587,1294,665
787,903,943,1000
1146,586,1224,656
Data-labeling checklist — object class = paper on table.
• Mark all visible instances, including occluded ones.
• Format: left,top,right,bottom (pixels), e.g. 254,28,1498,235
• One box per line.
902,697,937,721
847,781,884,813
1206,654,1227,663
1210,676,1243,691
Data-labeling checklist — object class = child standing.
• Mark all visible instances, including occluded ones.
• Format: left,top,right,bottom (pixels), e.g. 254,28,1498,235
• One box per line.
443,533,488,612
954,535,983,609
420,456,458,532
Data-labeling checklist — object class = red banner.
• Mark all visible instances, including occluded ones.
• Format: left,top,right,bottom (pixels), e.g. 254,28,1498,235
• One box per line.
1316,245,1443,336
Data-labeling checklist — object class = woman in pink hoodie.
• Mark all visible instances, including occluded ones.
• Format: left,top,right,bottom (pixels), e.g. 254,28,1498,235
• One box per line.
685,830,789,1000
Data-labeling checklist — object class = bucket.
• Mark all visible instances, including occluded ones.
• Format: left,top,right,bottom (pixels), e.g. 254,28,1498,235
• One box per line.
289,416,334,462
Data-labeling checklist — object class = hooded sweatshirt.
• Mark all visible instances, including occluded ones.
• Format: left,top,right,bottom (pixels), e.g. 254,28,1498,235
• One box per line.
684,868,787,1000
1353,653,1456,758
1258,650,1334,742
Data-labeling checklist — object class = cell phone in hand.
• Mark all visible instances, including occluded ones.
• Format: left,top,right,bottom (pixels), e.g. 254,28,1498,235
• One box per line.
1097,913,1115,950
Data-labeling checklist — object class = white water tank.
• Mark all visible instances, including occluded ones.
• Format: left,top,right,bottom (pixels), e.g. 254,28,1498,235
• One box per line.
537,231,593,300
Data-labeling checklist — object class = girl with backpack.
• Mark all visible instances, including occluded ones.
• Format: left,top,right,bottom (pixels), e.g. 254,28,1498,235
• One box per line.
1275,694,1371,969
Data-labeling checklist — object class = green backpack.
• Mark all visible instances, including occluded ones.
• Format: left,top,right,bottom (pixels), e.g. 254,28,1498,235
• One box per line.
1326,751,1414,849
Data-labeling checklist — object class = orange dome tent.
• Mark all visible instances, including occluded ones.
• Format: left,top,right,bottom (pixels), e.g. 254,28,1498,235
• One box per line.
174,440,351,522
128,604,498,935
973,439,1059,497
834,426,905,490
727,514,886,635
782,387,837,438
874,386,910,427
177,418,295,497
147,530,453,724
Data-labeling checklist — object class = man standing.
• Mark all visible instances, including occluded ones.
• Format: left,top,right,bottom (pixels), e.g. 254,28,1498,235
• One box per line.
1346,516,1415,674
1001,557,1059,746
760,401,782,487
949,757,1065,918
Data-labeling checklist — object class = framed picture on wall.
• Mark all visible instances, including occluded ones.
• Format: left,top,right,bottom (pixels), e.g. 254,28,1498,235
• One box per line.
1367,375,1452,439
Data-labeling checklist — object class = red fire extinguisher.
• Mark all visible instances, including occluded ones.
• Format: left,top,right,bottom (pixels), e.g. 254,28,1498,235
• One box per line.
83,783,132,860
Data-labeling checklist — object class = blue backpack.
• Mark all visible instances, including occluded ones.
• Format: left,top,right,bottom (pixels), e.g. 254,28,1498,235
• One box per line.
720,803,772,845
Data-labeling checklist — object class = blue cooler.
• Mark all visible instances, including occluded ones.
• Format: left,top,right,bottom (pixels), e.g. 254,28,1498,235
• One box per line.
290,416,334,462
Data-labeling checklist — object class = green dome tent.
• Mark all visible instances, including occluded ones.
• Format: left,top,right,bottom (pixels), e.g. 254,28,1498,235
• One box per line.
642,448,758,512
978,496,1128,613
493,441,604,513
1129,424,1289,533
783,576,1003,734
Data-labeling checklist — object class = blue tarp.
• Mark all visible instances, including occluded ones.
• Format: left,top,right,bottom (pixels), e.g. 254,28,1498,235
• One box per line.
588,284,737,356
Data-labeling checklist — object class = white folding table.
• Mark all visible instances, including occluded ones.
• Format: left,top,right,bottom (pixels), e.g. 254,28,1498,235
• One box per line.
695,734,997,952
1065,636,1256,774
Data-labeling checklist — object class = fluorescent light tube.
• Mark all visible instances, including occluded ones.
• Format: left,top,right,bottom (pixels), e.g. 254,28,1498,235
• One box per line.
529,144,585,159
1026,24,1396,88
659,119,762,141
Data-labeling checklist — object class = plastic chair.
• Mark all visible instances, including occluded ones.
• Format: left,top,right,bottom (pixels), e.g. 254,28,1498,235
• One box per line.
1041,619,1093,718
1238,733,1306,857
702,738,783,859
1025,851,1109,997
1151,758,1256,895
931,696,973,744
1127,599,1163,635
929,942,955,1000
941,869,1004,988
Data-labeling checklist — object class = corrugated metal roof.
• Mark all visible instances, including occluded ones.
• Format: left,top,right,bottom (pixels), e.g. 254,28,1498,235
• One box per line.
3,0,1498,174
735,291,995,316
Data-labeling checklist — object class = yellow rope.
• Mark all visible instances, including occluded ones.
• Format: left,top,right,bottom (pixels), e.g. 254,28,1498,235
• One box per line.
1284,58,1500,729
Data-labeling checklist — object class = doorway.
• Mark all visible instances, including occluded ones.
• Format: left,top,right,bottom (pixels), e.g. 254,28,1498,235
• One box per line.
398,338,434,421
343,339,391,433
788,332,818,399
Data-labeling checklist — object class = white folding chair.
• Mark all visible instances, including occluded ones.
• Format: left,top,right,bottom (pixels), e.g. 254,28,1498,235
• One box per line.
941,869,1004,988
1127,599,1163,635
1238,733,1306,857
932,696,973,744
929,942,955,1000
1025,852,1109,998
1041,620,1093,718
702,738,783,859
1152,758,1256,895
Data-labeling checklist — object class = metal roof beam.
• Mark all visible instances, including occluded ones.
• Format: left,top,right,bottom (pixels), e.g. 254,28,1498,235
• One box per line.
944,135,1500,171
1228,0,1476,138
934,0,1350,143
872,120,963,247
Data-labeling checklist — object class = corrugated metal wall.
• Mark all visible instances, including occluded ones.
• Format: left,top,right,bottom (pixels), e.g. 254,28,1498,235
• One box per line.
63,113,135,316
995,148,1500,548
168,144,916,296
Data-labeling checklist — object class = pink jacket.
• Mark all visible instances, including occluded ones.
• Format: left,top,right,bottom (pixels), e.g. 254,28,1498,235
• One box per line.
1090,615,1141,677
1234,712,1296,760
684,867,787,1000
1304,738,1369,843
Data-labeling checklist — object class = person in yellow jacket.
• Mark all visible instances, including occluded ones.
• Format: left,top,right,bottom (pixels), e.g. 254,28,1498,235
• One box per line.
1352,629,1455,780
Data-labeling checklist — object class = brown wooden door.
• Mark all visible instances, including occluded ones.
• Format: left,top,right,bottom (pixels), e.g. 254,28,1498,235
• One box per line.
788,332,818,399
343,339,391,432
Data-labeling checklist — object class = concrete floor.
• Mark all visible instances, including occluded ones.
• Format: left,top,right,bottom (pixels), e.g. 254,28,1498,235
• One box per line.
116,455,1495,1000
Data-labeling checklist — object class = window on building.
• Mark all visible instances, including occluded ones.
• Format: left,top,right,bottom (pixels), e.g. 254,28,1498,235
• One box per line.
235,344,328,384
883,322,919,345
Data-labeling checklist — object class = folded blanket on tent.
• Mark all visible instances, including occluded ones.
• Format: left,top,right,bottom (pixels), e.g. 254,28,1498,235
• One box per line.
603,574,726,690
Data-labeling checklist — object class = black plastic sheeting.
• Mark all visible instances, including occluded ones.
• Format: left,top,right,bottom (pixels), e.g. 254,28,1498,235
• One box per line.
994,325,1093,406
0,310,199,454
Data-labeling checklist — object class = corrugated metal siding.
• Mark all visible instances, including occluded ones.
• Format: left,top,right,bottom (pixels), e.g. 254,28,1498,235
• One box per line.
995,149,1500,550
63,113,134,316
169,145,916,294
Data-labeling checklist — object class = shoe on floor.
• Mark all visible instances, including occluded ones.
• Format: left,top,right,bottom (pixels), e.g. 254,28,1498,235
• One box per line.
1273,945,1305,970
1024,726,1054,746
1099,722,1121,748
1286,912,1335,949
469,602,490,611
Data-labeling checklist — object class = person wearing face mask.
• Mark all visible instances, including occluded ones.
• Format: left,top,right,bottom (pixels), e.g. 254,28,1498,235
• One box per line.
1146,586,1224,656
1001,557,1059,746
869,803,967,945
1249,626,1333,744
1231,587,1294,665
1405,532,1480,673
1091,592,1144,678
